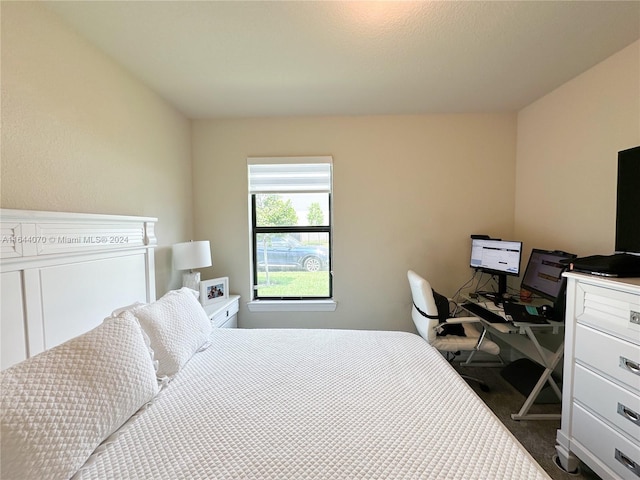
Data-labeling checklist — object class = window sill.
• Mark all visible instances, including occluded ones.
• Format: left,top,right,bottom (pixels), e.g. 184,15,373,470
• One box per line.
247,300,337,313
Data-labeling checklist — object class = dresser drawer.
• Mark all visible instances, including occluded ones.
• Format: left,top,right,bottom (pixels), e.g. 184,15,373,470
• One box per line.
576,282,640,344
574,364,640,442
572,404,640,480
575,323,640,394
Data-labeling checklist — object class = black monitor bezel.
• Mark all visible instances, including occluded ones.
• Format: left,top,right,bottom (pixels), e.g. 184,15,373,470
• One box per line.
520,248,577,302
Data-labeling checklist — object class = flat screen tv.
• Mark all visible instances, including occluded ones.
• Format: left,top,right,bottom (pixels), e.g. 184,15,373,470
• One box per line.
615,146,640,255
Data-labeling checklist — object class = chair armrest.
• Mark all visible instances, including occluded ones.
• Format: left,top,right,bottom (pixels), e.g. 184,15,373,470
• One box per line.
445,316,481,324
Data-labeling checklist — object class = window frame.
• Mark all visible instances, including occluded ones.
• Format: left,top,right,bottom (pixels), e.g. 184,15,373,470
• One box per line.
251,195,333,301
247,157,334,304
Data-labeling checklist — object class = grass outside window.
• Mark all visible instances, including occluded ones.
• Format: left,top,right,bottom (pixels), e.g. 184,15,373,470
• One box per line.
256,271,330,297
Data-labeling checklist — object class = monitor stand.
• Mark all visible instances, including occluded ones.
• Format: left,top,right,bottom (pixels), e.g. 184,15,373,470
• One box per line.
480,274,509,306
496,274,508,301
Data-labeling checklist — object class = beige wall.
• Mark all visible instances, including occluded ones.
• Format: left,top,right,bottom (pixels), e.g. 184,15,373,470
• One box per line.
5,2,636,333
0,2,193,295
192,115,517,331
515,40,640,258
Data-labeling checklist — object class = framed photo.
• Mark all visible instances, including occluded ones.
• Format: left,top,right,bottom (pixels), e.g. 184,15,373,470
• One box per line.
200,277,229,306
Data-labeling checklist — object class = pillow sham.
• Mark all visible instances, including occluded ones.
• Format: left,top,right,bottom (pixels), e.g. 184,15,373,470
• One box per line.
1,315,159,480
110,301,147,317
130,287,212,378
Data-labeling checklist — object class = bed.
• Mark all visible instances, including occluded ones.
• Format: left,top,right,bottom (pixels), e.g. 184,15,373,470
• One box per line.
0,210,551,480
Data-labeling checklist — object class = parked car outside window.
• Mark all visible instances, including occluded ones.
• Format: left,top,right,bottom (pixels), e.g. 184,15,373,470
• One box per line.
256,234,329,272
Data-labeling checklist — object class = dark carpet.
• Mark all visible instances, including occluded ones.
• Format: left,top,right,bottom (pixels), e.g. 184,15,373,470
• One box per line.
456,364,601,480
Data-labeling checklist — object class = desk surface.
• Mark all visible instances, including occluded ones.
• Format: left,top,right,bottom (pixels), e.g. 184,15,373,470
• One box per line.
461,298,563,333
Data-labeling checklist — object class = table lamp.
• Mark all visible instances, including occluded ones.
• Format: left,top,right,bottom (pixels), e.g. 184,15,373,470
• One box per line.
172,240,212,290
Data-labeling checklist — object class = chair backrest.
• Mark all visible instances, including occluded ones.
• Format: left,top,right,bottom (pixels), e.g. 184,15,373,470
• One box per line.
407,270,440,344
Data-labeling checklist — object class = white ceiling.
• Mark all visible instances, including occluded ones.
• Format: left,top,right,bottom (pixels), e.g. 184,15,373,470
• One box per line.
45,1,640,119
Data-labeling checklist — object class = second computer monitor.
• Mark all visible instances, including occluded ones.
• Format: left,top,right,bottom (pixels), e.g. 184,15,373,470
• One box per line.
520,249,577,303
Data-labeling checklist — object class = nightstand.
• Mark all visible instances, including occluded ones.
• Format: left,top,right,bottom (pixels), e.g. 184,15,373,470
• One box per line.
204,295,240,328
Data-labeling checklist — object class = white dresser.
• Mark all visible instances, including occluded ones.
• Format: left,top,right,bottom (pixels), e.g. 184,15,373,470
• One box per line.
556,273,640,479
204,295,240,329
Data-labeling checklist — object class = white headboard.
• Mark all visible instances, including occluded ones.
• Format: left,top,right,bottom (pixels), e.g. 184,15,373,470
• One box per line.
1,209,157,370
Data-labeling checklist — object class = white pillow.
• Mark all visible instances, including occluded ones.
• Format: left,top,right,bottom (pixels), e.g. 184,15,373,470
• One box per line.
110,301,147,317
1,315,159,480
131,287,212,378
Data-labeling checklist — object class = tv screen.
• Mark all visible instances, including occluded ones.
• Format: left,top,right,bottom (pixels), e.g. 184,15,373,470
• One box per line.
520,249,576,302
470,238,522,276
616,146,640,254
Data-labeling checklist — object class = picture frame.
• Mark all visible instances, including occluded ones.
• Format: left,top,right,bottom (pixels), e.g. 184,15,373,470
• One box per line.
200,277,229,306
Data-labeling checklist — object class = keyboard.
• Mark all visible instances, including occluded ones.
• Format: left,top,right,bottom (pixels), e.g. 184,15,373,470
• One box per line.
503,302,549,324
460,302,508,324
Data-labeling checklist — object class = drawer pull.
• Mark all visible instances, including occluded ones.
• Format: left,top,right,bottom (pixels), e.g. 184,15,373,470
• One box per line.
615,449,640,477
620,356,640,375
618,403,640,426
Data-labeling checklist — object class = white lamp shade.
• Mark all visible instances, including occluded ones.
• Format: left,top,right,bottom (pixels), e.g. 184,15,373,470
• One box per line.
172,241,212,271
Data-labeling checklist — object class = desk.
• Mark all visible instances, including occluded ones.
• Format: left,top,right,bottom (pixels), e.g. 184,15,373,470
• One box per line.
461,300,564,421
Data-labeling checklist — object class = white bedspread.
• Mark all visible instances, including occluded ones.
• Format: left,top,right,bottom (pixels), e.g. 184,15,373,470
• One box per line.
75,329,550,479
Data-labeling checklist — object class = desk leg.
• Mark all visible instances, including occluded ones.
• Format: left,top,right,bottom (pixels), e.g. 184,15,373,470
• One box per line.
461,325,504,367
461,326,487,365
510,339,564,421
525,326,563,399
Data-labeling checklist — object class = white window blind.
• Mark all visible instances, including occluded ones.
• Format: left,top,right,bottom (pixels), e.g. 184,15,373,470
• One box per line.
248,156,332,193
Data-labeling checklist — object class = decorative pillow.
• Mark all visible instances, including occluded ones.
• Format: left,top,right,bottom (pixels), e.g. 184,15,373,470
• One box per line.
130,287,212,378
1,315,159,480
110,301,147,317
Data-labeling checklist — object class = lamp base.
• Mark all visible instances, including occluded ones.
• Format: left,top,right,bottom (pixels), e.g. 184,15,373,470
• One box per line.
182,271,201,291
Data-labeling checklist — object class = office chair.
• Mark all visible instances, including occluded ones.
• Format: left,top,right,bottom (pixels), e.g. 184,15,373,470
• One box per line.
407,270,500,392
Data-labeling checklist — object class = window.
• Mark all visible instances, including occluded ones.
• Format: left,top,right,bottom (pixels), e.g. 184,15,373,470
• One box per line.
248,157,332,301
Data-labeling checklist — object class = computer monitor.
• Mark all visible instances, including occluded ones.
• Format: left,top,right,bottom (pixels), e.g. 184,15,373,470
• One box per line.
469,238,523,297
520,249,577,319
